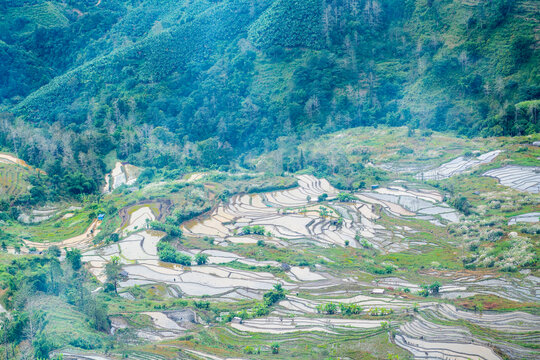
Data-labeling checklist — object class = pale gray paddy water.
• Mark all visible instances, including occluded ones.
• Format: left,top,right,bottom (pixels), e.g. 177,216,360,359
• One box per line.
483,166,540,193
396,303,540,359
118,263,287,297
360,191,459,224
508,212,540,225
396,316,504,360
378,275,539,303
397,196,434,212
417,150,502,180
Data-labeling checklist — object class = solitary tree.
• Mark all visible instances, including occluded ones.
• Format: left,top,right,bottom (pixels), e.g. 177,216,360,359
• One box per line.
47,246,61,257
105,255,122,294
65,248,82,271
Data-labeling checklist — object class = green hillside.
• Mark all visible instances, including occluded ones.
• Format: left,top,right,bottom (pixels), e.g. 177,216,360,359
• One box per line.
0,0,538,181
0,2,539,359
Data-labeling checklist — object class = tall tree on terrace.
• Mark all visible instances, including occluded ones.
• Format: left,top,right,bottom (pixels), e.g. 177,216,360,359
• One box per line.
105,255,122,294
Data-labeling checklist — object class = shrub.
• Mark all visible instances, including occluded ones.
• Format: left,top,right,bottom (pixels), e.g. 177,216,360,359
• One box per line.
317,193,328,202
66,248,82,271
203,236,215,244
369,307,393,316
366,264,394,275
47,246,61,257
417,282,441,296
263,284,285,306
176,254,192,266
428,281,441,294
337,192,357,202
34,335,54,358
237,310,249,320
193,301,210,309
397,146,414,155
254,302,270,316
242,225,266,235
339,303,362,315
316,302,338,314
195,253,209,265
451,196,472,215
150,221,182,237
360,239,372,248
157,242,191,265
521,225,540,235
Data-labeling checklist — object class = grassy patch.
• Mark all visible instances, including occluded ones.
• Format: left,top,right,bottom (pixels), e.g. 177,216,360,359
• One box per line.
6,207,93,243
34,295,106,350
455,294,540,314
380,247,461,271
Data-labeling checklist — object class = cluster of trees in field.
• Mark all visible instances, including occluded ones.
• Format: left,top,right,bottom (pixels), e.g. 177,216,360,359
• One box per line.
0,0,537,190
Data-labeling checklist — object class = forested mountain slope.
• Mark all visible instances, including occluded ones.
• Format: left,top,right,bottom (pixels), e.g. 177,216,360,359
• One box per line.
0,0,538,180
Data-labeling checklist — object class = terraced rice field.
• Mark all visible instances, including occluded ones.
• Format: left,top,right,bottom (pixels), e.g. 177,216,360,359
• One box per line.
24,218,101,252
395,320,502,360
84,227,294,298
483,165,540,193
395,304,540,360
76,173,538,359
276,293,426,315
378,268,539,302
0,153,46,201
86,177,458,299
508,212,540,225
18,207,58,223
416,150,501,180
182,175,458,253
231,316,384,334
0,163,28,199
122,206,156,235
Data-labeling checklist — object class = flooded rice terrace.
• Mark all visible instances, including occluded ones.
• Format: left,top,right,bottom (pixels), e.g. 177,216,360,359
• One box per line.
79,171,539,359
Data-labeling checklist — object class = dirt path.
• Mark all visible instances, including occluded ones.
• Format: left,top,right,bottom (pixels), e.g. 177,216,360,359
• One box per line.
0,153,47,174
0,153,31,168
24,219,101,252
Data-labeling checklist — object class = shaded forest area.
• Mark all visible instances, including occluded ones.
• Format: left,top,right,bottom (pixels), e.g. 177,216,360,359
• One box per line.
0,0,538,189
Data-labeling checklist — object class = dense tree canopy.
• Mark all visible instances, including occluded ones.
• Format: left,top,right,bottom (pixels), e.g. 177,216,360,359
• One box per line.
0,0,537,189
